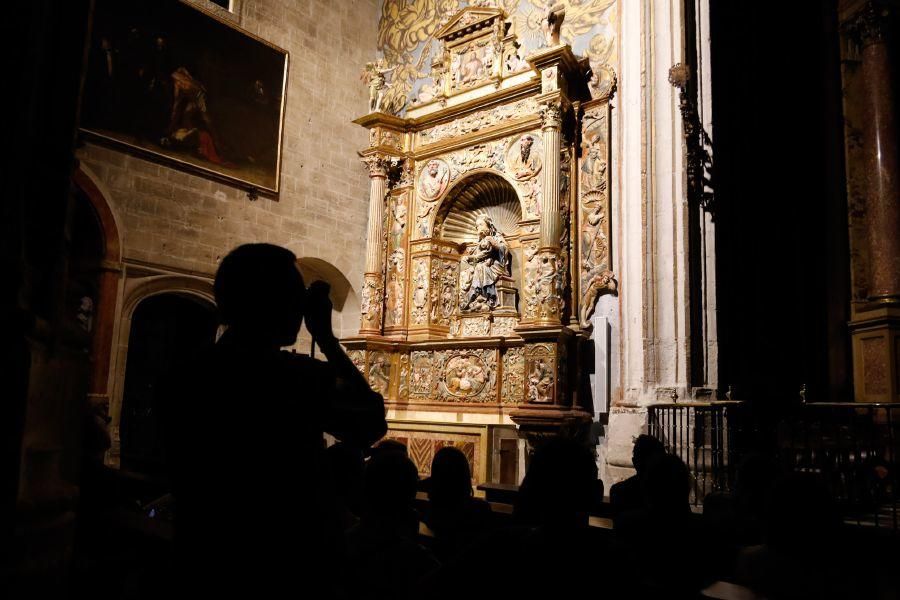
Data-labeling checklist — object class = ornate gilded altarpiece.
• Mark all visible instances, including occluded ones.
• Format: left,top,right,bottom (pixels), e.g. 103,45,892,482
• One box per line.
346,7,616,482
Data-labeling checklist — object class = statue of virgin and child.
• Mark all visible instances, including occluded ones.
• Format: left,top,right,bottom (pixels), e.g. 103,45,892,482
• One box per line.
460,215,510,312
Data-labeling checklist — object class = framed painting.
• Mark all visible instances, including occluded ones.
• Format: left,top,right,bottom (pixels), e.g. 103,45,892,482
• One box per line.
80,0,288,195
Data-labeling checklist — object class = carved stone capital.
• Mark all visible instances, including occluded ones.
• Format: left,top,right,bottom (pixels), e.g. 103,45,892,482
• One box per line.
540,100,563,130
846,1,894,47
359,154,392,178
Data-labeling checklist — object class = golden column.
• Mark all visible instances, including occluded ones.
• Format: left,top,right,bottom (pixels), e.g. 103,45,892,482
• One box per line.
359,154,390,335
535,100,565,325
842,0,900,402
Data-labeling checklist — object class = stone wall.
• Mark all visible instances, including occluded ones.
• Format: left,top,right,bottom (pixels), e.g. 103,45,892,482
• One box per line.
77,0,378,300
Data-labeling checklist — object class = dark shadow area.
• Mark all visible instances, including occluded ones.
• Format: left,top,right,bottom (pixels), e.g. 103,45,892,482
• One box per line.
121,293,217,475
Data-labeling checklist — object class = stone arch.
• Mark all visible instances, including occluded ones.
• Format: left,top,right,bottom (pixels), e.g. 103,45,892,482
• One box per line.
73,164,123,263
429,167,528,236
107,274,215,467
297,257,360,340
72,164,125,447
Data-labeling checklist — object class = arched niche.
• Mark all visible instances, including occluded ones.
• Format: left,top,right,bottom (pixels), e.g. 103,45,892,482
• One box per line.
432,171,525,318
107,274,215,467
429,167,528,236
119,292,217,475
296,257,360,341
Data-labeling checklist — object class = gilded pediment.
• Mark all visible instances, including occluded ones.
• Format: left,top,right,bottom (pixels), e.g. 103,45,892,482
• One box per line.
435,7,505,43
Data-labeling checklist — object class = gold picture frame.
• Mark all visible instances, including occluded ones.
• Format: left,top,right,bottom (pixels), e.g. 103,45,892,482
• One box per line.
80,0,289,197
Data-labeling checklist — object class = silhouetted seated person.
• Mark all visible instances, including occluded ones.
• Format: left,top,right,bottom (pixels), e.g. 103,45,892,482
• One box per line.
422,446,492,561
165,243,386,597
346,448,438,599
423,437,605,598
614,453,712,598
609,433,665,520
735,472,847,600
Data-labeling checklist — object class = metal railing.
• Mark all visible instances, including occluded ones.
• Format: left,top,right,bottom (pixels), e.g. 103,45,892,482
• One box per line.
778,402,899,530
647,401,744,506
648,400,900,530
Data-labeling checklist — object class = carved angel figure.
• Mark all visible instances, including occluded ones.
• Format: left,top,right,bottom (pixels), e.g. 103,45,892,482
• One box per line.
362,59,396,113
461,215,510,312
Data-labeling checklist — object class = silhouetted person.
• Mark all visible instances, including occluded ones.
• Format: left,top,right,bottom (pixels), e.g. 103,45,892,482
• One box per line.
165,243,386,597
615,453,711,598
423,446,492,560
609,433,665,520
422,437,605,598
346,449,438,599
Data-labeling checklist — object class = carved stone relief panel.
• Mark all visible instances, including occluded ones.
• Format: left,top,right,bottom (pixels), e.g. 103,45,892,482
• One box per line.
410,351,433,397
445,140,507,181
408,348,499,403
410,256,430,326
417,96,540,146
578,102,617,327
385,192,408,328
450,38,498,92
522,239,540,320
525,343,556,404
360,275,384,331
398,352,410,401
491,316,518,337
348,349,366,376
430,258,458,327
368,350,392,396
501,346,525,403
436,348,498,403
535,250,564,322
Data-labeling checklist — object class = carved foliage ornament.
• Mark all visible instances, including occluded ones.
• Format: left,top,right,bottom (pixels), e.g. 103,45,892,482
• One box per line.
540,101,563,130
501,347,525,403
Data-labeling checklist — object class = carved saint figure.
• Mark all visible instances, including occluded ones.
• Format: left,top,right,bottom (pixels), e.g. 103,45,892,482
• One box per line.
528,359,554,403
508,135,542,180
581,143,607,192
391,195,407,249
418,159,450,201
461,215,510,312
541,4,566,47
459,46,485,85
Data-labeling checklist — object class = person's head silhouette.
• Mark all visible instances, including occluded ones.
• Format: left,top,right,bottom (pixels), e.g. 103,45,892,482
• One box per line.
632,434,666,476
214,243,306,347
428,446,473,506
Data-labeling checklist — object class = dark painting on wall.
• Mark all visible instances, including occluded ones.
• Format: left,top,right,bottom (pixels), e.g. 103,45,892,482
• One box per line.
81,0,288,195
